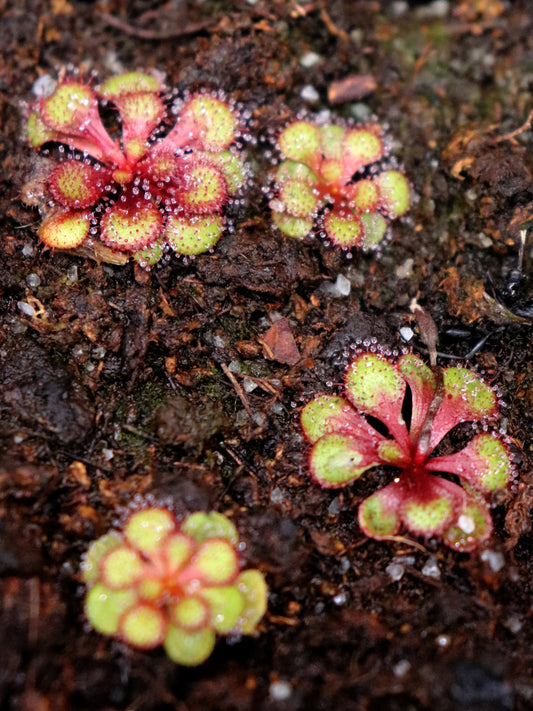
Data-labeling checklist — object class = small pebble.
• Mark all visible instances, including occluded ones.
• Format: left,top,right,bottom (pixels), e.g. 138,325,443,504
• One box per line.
349,102,372,122
395,258,414,279
399,326,414,343
316,109,332,124
227,360,241,373
415,0,450,19
242,377,257,393
32,74,56,97
22,245,34,257
324,274,351,297
422,557,441,579
389,1,409,17
480,549,505,573
393,659,411,677
475,232,493,249
386,562,405,581
300,51,321,68
269,681,292,701
504,616,523,634
252,412,265,426
66,265,78,283
328,496,341,515
339,557,350,574
333,590,348,606
270,487,284,505
17,301,35,317
301,84,319,103
26,273,41,288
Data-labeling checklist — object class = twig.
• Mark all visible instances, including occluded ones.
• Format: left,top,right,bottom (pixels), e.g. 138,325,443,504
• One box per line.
219,442,261,479
221,363,255,420
378,535,430,554
100,11,214,40
233,372,280,396
493,107,533,144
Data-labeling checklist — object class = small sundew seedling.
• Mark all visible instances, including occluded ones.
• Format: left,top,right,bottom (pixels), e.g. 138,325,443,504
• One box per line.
269,118,410,250
82,508,267,665
26,72,248,266
301,351,514,551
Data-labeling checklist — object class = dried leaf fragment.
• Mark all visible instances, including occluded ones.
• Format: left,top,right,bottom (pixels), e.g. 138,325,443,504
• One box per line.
259,318,300,365
328,75,377,105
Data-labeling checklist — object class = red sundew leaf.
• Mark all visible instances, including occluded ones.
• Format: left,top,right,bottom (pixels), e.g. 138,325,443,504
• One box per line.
38,210,91,249
163,533,196,575
142,149,181,183
98,72,163,100
48,161,109,209
399,474,463,537
343,179,380,212
159,94,237,153
41,81,100,136
341,127,383,184
41,81,125,167
373,170,411,219
309,432,382,488
119,602,167,649
101,204,164,253
179,538,239,586
426,433,513,493
397,354,436,446
27,111,110,162
427,366,498,453
259,317,300,365
358,481,403,539
323,211,364,249
301,394,385,446
278,120,321,167
169,595,211,632
100,545,144,590
165,214,223,256
345,353,411,457
178,160,228,215
442,491,493,552
113,92,165,161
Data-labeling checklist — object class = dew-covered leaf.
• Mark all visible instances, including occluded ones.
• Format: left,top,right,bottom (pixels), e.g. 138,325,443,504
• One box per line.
345,353,410,454
429,367,498,451
426,433,512,492
309,432,380,488
358,483,403,538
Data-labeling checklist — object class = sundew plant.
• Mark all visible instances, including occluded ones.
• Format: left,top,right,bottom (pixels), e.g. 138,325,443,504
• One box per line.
82,508,267,666
269,118,410,250
301,349,514,551
26,71,248,265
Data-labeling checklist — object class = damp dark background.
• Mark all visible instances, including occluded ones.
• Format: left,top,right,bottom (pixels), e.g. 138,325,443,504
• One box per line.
1,1,533,710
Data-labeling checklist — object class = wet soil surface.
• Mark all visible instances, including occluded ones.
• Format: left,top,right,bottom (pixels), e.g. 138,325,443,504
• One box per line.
1,1,533,709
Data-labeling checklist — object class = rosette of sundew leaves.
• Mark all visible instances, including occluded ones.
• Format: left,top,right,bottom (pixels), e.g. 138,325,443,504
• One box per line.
26,72,248,266
82,508,267,665
301,351,514,551
270,119,410,250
